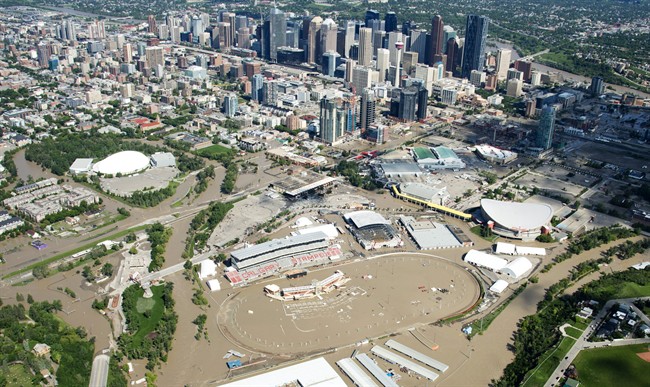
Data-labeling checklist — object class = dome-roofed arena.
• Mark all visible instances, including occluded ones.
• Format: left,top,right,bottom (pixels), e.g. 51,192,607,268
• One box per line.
480,199,553,240
92,151,150,175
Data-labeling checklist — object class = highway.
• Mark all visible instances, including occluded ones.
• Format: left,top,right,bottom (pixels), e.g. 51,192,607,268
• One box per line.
543,297,650,387
89,354,110,387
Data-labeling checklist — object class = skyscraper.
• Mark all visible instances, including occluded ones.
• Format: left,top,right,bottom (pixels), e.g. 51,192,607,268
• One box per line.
343,21,356,58
307,17,323,64
442,25,455,54
416,87,428,120
269,8,287,62
322,51,341,77
251,73,264,102
537,106,555,150
399,87,418,122
376,48,390,82
320,96,346,144
409,29,427,62
427,15,444,65
514,59,532,81
123,43,133,63
495,48,511,80
145,46,164,69
223,94,238,118
148,15,157,34
461,14,489,79
590,76,605,96
385,12,398,33
360,88,376,133
320,18,338,60
365,10,380,29
358,27,373,66
445,37,460,74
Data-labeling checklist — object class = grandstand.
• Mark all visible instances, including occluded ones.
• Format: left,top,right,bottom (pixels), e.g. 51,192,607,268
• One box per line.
343,211,402,250
226,232,342,285
264,271,350,301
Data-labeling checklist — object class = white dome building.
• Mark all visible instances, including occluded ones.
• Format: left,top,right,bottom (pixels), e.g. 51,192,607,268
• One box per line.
92,151,150,176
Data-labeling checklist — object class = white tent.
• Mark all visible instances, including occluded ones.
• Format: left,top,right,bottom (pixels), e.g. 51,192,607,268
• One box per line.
502,257,533,279
295,224,339,239
489,280,509,294
495,242,516,255
464,250,508,272
294,217,313,228
207,279,221,291
199,259,217,280
515,246,546,256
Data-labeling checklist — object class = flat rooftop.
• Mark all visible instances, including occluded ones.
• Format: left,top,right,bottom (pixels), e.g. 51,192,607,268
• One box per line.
220,357,347,387
400,216,462,249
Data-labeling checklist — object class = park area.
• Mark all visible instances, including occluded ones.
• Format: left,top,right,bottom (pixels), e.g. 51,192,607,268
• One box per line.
123,285,165,347
573,344,650,386
197,144,232,158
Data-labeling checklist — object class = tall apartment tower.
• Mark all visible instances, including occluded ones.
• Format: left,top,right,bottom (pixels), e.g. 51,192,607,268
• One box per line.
319,97,346,144
495,48,511,80
360,88,376,133
461,14,489,79
358,27,373,66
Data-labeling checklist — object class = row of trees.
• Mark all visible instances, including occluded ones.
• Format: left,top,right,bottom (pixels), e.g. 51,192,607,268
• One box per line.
603,239,650,260
147,223,172,272
220,163,238,194
194,165,215,195
187,201,234,254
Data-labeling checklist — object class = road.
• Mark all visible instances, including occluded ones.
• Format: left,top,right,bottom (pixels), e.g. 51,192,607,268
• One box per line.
544,297,650,387
89,354,110,387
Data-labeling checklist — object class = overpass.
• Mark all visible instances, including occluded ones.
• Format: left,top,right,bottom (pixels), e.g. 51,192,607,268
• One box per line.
390,185,472,220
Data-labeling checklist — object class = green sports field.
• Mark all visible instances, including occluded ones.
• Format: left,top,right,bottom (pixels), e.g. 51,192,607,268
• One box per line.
573,343,650,387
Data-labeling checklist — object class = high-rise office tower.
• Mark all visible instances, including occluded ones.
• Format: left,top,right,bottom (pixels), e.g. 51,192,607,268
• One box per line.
372,30,386,56
442,25,455,53
352,66,375,95
402,51,418,76
322,51,341,77
506,68,523,81
495,48,511,80
461,14,489,79
590,76,605,96
514,59,532,81
320,18,338,59
409,29,427,62
269,8,287,62
358,27,373,66
365,10,380,28
345,59,356,83
343,21,356,58
416,86,428,120
251,73,264,102
427,15,444,65
360,88,376,133
222,12,236,46
537,106,555,150
388,31,403,65
415,64,434,97
445,37,460,74
399,87,418,122
506,78,523,97
385,12,398,33
402,21,415,38
191,16,204,38
376,48,390,82
307,16,323,64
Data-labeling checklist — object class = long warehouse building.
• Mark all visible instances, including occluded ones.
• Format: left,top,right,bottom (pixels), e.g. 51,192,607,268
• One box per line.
385,339,449,373
336,358,379,387
370,346,439,381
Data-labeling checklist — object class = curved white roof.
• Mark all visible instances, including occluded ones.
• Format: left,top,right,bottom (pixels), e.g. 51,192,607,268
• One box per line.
481,199,553,231
343,211,390,229
92,151,150,175
464,249,508,271
502,257,532,279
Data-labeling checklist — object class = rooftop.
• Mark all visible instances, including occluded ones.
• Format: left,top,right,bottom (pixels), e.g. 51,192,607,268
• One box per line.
220,357,346,387
481,199,553,231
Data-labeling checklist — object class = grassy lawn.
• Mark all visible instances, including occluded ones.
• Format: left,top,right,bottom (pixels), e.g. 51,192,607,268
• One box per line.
522,337,576,387
470,225,500,242
617,283,650,298
573,344,650,387
573,317,590,331
130,285,165,346
197,144,232,157
564,326,583,339
6,364,36,386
